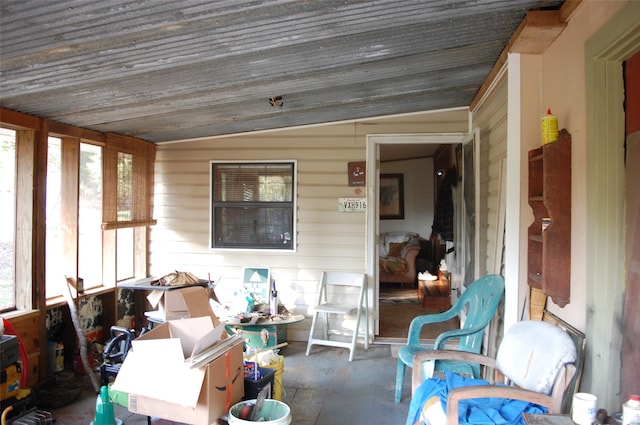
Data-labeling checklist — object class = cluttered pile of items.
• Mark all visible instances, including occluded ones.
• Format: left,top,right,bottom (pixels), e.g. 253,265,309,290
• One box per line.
2,267,295,425
104,268,293,425
1,318,55,425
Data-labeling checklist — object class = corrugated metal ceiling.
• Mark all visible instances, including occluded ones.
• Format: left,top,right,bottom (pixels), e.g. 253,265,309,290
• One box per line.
0,0,563,143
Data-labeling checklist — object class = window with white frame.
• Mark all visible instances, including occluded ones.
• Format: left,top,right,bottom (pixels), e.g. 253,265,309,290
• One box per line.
46,138,103,298
45,136,64,298
1,111,156,310
116,152,134,281
210,161,295,250
78,142,103,289
0,128,16,312
101,134,156,284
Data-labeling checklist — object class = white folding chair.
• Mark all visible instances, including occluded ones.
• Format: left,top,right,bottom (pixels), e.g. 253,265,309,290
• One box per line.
306,271,369,361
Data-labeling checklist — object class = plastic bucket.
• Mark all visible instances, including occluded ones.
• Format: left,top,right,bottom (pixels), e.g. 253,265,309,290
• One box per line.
228,399,291,425
245,354,285,400
243,365,275,400
268,355,284,401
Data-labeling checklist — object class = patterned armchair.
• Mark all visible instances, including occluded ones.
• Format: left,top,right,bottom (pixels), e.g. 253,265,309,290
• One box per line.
378,232,421,286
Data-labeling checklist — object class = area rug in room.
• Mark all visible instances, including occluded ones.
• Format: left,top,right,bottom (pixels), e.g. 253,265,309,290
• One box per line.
379,286,418,304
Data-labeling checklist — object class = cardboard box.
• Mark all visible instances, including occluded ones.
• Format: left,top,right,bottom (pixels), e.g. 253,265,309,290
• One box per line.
113,287,244,425
146,285,215,321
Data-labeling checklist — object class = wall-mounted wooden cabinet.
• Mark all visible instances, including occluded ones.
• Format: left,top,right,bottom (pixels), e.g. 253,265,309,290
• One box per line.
527,129,571,307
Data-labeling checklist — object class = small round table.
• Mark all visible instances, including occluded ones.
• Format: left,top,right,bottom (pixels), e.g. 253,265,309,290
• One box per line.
224,313,305,350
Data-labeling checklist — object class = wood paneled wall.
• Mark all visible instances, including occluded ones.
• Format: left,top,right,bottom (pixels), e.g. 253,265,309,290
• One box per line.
1,108,152,384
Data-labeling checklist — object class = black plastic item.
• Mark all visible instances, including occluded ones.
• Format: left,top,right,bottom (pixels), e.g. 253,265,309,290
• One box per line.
243,367,275,401
99,326,137,386
0,334,19,366
0,390,38,422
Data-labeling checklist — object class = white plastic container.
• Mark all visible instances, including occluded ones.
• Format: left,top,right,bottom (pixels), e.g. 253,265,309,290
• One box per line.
572,392,597,425
229,399,291,425
623,395,640,425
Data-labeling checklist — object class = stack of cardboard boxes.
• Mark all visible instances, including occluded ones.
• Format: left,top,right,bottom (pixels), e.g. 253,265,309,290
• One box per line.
112,286,244,425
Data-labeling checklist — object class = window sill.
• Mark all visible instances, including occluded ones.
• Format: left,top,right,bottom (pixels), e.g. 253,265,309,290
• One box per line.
45,286,116,308
0,309,39,321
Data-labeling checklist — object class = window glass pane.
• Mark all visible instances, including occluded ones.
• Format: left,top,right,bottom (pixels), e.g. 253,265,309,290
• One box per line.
78,143,102,289
0,128,16,311
116,227,134,281
118,152,133,221
46,137,64,298
213,163,293,202
214,206,293,248
211,162,294,249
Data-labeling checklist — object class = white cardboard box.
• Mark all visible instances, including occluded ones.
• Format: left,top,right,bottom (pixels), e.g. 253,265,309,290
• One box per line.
113,288,244,425
146,285,214,321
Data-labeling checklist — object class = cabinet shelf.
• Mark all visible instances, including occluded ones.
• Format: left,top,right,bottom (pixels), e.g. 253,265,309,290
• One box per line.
527,129,571,308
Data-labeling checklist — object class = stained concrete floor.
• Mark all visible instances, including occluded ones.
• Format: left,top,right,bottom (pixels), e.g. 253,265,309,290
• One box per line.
37,341,414,425
24,286,456,425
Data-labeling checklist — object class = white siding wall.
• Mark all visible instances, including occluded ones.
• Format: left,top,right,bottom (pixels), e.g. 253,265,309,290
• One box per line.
471,79,508,360
150,110,469,341
472,81,508,277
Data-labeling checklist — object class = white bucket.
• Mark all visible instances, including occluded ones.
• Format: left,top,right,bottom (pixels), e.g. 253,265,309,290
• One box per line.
228,399,291,425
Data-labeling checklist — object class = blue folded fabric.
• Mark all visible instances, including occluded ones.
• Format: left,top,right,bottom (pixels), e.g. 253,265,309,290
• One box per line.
405,371,547,425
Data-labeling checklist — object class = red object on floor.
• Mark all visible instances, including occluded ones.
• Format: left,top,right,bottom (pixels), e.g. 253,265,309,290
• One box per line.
73,353,95,374
2,317,28,387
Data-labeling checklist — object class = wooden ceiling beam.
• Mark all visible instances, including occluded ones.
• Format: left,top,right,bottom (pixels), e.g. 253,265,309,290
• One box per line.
470,1,582,111
509,10,566,54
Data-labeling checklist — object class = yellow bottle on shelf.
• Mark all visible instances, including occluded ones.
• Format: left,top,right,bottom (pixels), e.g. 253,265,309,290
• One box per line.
542,108,559,145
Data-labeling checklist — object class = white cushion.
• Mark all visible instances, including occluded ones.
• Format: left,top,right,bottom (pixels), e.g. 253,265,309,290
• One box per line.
379,231,420,256
496,320,577,394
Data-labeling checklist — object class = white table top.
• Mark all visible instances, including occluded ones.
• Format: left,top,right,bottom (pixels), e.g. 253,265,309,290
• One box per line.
144,310,305,327
224,313,305,327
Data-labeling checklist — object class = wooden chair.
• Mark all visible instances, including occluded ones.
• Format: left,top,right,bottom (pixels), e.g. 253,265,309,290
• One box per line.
306,271,368,361
395,274,505,402
409,320,577,425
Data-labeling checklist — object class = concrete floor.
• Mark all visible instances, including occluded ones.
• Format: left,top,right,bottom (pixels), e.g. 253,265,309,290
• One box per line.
36,341,414,425
15,287,453,425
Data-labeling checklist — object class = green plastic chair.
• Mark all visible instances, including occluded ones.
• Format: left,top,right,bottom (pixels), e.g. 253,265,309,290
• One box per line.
394,274,505,403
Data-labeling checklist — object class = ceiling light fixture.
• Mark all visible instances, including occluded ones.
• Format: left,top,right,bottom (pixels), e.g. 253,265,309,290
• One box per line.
269,95,284,109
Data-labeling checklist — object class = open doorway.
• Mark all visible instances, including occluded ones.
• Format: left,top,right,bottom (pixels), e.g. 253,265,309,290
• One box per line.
366,133,475,342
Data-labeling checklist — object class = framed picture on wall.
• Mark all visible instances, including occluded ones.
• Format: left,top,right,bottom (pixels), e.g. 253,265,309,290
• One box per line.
380,174,404,219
